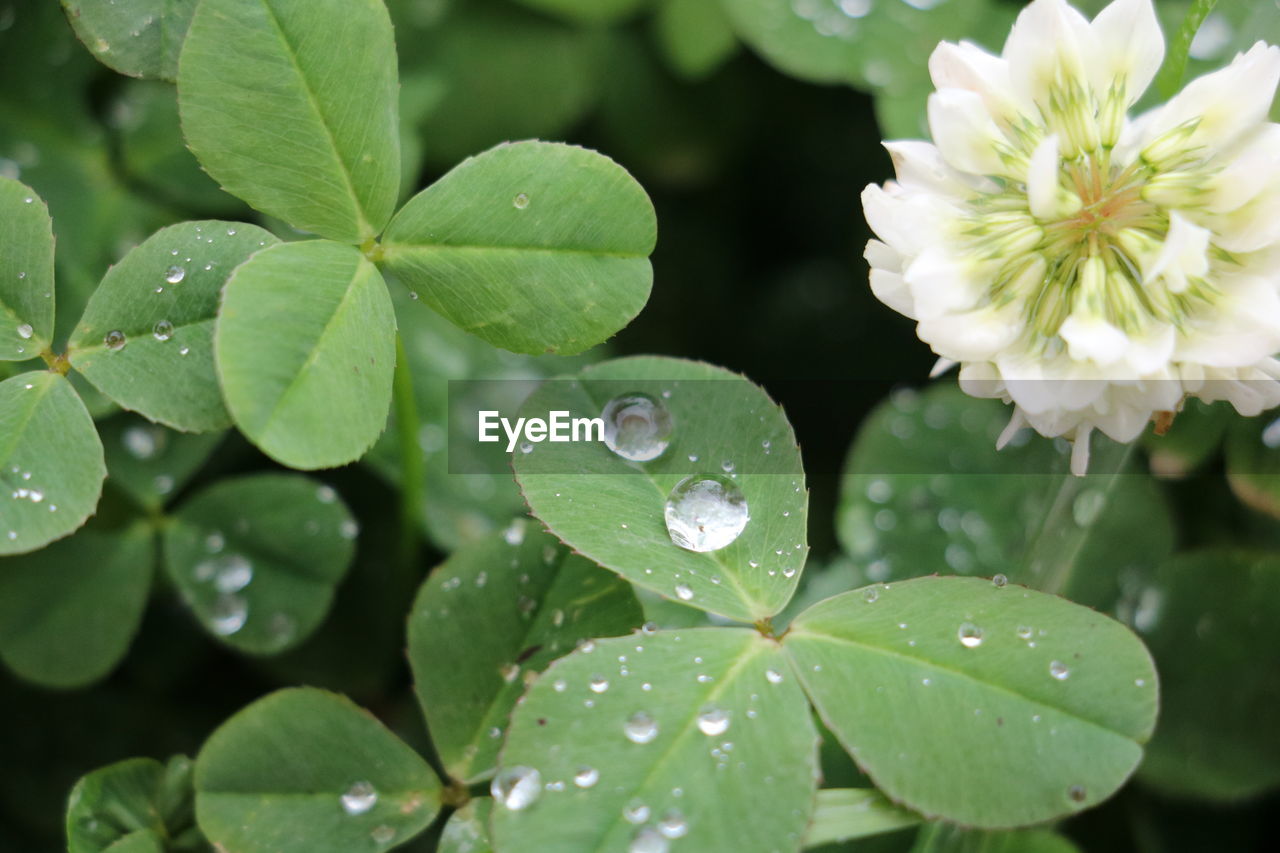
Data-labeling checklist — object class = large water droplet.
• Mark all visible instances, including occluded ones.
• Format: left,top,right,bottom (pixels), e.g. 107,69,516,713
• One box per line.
16,323,33,340
165,265,186,284
213,554,253,593
696,707,730,736
958,622,984,648
1049,660,1070,681
602,393,673,462
104,330,127,351
674,583,694,601
153,319,174,342
664,474,749,552
624,711,659,744
341,781,378,815
491,766,541,811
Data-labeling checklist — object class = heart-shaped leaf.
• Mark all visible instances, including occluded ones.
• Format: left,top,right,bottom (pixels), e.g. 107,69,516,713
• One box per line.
784,576,1158,828
514,356,809,623
408,523,643,783
178,0,400,243
69,221,278,433
0,178,55,361
195,688,440,853
381,141,655,356
61,0,199,80
0,523,153,688
162,474,357,654
215,240,396,470
0,371,106,556
490,628,819,853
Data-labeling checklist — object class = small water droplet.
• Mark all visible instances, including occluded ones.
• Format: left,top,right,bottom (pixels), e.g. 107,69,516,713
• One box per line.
696,707,730,736
1050,660,1070,681
958,622,984,648
765,668,783,684
589,675,609,693
629,828,669,853
15,324,32,340
1016,625,1033,640
602,393,673,462
370,826,395,845
341,781,377,815
153,319,174,342
573,766,599,788
624,711,659,744
213,555,253,593
623,799,651,824
1067,784,1086,803
210,593,248,635
491,766,541,811
513,192,530,209
657,809,689,839
165,265,186,284
664,474,749,552
674,583,694,601
104,330,127,351
862,587,879,603
1073,489,1105,526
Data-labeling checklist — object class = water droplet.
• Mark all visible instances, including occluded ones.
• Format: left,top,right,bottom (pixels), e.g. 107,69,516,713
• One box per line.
623,799,651,824
589,675,609,693
958,622,984,648
573,766,599,788
602,393,673,462
657,809,689,839
765,668,783,684
664,474,749,552
104,330,127,351
213,555,253,593
674,583,694,601
513,192,530,209
370,826,395,845
1016,625,1033,640
1067,784,1086,803
624,711,659,744
629,828,669,853
992,573,1008,588
491,766,541,811
16,324,32,340
862,587,879,603
503,519,525,545
696,707,730,736
153,319,174,342
210,593,248,635
165,265,186,284
1050,660,1070,681
123,425,161,459
341,781,377,815
340,519,359,539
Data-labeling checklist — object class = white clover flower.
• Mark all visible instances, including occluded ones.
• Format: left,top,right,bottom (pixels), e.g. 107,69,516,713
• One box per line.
862,0,1280,474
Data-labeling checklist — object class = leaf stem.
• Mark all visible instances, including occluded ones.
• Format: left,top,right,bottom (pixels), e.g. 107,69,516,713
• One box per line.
39,349,70,376
393,333,425,570
1155,0,1219,99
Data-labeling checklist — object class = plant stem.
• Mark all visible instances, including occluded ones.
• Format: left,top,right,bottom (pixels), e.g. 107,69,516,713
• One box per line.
393,333,425,571
1155,0,1219,98
1027,437,1137,597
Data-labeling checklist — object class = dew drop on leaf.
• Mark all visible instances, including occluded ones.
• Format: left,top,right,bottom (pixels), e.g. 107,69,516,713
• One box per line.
664,474,749,552
1050,660,1071,681
491,766,541,811
624,711,659,744
958,622,984,649
573,766,599,788
602,393,673,462
340,780,377,815
104,330,127,351
696,706,730,736
153,319,174,342
165,265,186,284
